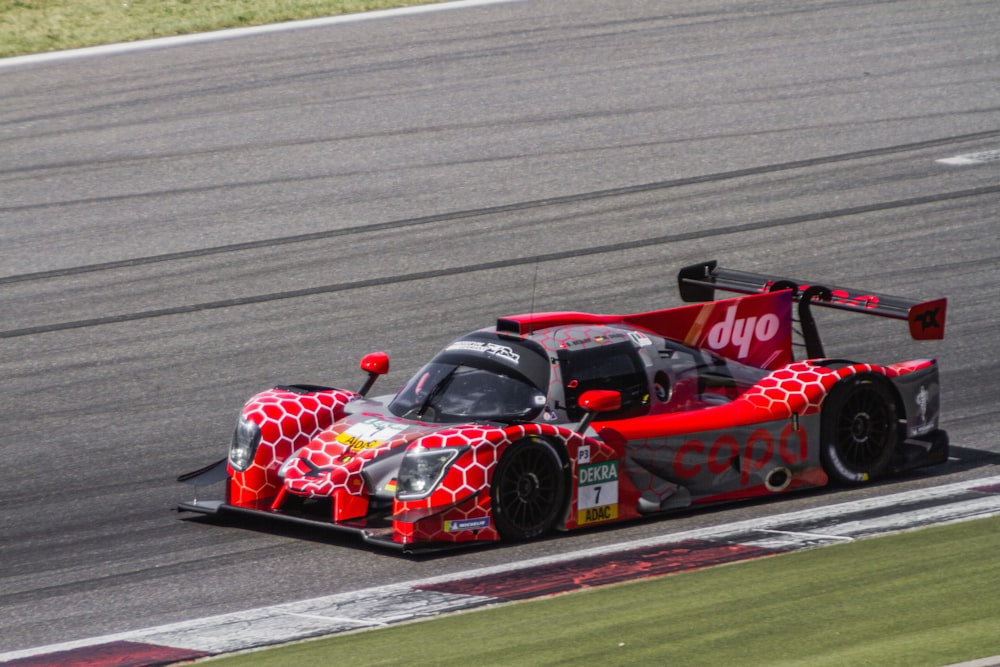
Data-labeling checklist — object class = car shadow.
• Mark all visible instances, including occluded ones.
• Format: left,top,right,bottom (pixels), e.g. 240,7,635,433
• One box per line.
177,446,1000,558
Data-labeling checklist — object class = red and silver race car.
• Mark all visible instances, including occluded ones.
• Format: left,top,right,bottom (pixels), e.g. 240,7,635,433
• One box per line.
178,261,949,551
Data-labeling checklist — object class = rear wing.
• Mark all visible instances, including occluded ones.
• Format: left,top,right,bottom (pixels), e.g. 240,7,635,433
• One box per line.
677,260,947,358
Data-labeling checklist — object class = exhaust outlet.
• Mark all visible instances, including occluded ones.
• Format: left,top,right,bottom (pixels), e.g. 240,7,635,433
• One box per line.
765,467,792,492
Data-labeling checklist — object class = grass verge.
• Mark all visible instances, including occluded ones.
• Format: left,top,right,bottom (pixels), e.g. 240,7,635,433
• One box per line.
202,516,1000,667
0,0,438,58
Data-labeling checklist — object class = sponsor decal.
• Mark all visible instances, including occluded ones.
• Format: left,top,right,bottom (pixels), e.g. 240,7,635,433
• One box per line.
335,418,409,451
444,516,490,532
579,504,619,524
628,331,653,347
679,292,792,368
579,460,619,486
577,460,619,525
907,299,946,340
911,385,937,436
826,442,867,483
913,306,942,332
706,305,782,360
672,423,807,486
300,458,334,479
763,281,882,309
446,340,521,364
916,385,929,422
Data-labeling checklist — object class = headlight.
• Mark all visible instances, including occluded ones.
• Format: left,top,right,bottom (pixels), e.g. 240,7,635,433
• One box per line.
228,415,261,472
396,446,466,500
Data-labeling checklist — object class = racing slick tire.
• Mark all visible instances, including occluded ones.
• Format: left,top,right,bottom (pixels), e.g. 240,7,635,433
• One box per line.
490,438,568,541
820,373,898,485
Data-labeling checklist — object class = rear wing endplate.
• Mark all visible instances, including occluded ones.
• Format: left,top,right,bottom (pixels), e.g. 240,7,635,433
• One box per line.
677,260,946,358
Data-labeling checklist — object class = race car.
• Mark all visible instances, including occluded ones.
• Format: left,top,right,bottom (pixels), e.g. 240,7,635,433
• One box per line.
178,260,949,551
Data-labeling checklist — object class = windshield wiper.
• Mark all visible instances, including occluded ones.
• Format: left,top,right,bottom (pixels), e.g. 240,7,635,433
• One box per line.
411,367,457,420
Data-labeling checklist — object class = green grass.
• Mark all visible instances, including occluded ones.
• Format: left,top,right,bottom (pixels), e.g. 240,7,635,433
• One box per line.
203,516,1000,667
0,0,440,58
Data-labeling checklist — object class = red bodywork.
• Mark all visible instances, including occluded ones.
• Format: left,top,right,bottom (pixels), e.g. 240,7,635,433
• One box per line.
179,262,948,551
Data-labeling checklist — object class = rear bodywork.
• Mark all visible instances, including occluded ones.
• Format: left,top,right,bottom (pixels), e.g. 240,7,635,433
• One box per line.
179,261,948,551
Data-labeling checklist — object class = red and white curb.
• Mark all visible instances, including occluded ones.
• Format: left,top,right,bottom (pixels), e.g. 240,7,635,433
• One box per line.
4,474,1000,666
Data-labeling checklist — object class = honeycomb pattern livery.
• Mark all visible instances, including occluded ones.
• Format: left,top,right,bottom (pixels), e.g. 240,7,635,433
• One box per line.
393,423,605,544
741,361,905,418
229,387,357,506
741,362,859,417
279,417,443,521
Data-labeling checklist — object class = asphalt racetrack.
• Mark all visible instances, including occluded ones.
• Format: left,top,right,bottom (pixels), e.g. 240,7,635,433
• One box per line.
1,0,998,656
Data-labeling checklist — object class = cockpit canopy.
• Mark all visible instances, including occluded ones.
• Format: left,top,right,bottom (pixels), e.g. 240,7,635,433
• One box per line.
388,333,549,424
386,325,772,426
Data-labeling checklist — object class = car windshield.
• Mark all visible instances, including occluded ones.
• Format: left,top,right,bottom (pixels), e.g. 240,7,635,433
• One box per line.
389,362,547,423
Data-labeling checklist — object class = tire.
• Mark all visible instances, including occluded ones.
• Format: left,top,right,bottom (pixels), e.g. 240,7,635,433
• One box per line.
490,439,567,541
820,373,898,485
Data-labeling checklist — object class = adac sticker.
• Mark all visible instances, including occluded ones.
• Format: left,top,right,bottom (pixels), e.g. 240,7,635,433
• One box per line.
578,504,619,525
444,516,490,532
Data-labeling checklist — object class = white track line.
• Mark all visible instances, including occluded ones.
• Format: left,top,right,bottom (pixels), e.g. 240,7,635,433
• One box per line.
0,0,525,70
937,149,1000,165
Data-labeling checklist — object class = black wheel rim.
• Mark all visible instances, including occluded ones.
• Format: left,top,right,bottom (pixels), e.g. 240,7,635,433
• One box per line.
496,445,561,534
834,387,892,469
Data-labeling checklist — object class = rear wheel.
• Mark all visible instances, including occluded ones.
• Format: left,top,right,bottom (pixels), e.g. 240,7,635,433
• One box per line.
490,439,567,541
821,373,898,485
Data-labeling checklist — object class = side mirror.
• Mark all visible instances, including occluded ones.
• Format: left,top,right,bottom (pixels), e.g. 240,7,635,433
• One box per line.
575,389,621,432
358,352,390,396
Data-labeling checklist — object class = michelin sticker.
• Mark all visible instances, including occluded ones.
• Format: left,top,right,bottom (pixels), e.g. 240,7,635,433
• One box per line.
444,517,490,532
577,460,619,525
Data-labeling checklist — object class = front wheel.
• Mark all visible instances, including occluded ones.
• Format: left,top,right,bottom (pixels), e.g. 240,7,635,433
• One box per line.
490,439,567,541
820,373,898,485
